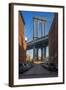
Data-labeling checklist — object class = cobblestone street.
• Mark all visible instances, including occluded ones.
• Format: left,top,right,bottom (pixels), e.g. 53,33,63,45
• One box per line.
19,64,58,79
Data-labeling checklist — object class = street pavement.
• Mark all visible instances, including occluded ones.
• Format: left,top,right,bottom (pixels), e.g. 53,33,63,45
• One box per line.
19,64,58,79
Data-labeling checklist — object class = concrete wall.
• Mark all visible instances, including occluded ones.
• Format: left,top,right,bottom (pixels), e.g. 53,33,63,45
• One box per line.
48,13,58,66
19,12,26,63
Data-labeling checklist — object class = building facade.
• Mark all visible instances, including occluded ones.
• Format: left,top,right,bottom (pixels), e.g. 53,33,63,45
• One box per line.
48,13,58,67
19,12,26,63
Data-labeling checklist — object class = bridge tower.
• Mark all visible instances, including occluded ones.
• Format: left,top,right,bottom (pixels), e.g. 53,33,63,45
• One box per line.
33,16,47,62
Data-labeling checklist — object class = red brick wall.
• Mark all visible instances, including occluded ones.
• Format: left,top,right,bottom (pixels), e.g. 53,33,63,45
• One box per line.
19,13,26,63
48,13,58,66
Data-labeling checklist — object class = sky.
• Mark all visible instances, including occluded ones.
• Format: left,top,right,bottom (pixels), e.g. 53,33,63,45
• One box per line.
20,11,55,58
21,11,55,42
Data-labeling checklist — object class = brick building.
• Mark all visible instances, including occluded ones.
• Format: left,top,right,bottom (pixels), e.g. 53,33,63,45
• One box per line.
48,13,58,68
19,12,26,63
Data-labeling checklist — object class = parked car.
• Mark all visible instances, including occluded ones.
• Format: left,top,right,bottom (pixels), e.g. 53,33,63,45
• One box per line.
48,63,58,72
41,62,58,72
19,62,33,74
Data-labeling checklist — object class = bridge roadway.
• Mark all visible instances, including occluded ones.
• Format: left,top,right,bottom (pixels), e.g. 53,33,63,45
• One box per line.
27,35,48,50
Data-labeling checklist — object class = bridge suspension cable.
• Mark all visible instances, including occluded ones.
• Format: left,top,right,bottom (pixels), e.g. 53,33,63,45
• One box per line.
25,20,33,36
26,26,33,42
24,20,33,41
